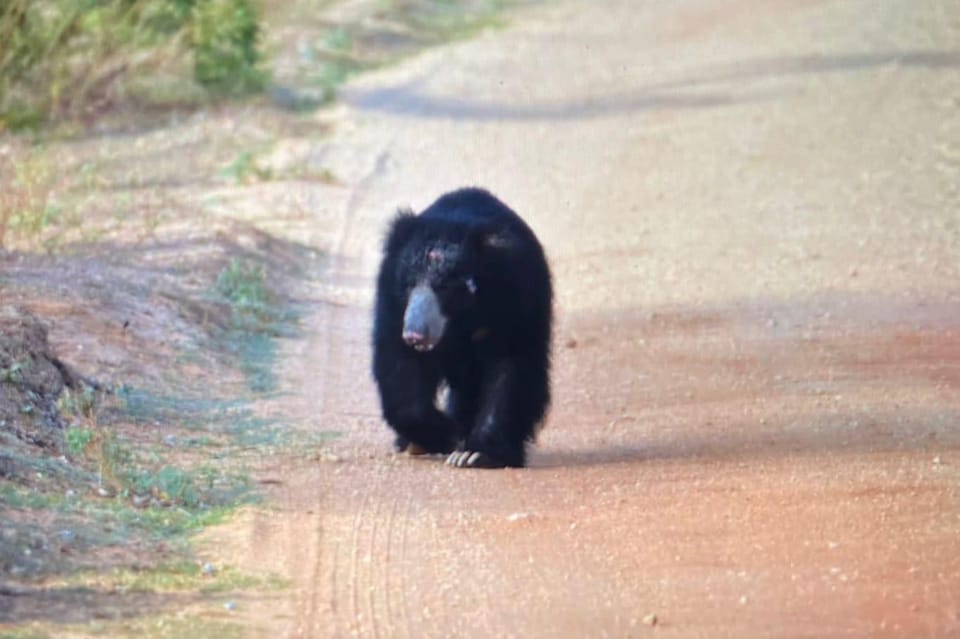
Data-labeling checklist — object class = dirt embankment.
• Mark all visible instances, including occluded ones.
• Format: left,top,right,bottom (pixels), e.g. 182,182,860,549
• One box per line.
0,307,81,457
0,226,317,627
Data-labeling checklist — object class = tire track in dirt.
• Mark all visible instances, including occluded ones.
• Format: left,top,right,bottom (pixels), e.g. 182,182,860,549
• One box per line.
396,495,416,639
291,136,436,638
358,466,401,639
381,490,407,639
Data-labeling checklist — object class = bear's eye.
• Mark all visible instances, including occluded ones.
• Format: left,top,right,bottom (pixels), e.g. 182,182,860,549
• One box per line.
465,277,477,294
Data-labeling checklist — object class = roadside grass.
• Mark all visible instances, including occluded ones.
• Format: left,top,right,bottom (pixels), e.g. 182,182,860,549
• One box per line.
58,561,289,594
1,617,245,639
214,257,303,394
0,138,340,254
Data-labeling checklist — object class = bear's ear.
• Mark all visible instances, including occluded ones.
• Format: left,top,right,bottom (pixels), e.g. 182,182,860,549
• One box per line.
384,209,419,254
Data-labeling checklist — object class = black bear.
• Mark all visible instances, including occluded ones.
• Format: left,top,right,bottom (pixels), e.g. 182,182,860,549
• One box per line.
372,188,552,468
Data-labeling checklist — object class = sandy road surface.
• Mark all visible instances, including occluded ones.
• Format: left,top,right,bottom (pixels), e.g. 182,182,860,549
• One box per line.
201,1,960,636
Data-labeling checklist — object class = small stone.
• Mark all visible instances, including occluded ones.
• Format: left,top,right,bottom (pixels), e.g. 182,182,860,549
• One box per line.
933,455,942,466
321,451,342,463
642,613,658,626
202,562,215,576
506,512,531,523
164,434,177,447
224,601,236,611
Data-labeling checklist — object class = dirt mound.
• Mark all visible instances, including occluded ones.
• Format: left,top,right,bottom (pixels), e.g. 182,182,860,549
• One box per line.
0,306,83,472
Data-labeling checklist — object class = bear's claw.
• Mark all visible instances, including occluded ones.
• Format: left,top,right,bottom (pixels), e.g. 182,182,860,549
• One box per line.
445,450,505,469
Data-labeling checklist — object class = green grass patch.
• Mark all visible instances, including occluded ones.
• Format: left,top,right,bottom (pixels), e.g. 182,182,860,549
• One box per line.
0,482,64,510
93,617,245,639
1,629,53,639
226,329,279,394
1,616,246,639
116,385,235,425
66,427,95,458
215,258,272,323
61,560,286,594
0,478,247,545
115,384,336,451
0,445,94,489
0,0,268,130
106,502,242,542
213,257,300,393
219,150,274,184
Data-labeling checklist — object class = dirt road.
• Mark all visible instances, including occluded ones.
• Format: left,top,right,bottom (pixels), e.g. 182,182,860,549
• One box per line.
202,1,960,636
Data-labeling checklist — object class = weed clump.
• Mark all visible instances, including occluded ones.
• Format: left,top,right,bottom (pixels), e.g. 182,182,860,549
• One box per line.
193,0,266,96
215,257,272,326
214,257,293,393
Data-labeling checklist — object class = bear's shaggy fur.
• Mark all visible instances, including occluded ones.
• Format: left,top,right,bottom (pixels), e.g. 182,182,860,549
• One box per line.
371,188,552,468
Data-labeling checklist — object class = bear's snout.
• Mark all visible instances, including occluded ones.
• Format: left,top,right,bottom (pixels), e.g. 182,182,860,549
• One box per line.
402,329,432,351
402,284,447,352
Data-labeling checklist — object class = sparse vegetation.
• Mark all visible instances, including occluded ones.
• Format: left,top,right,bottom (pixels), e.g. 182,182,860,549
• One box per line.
0,144,55,249
65,426,94,458
61,561,288,594
0,141,105,252
214,257,297,392
193,0,267,95
3,615,247,639
216,258,269,321
220,150,274,184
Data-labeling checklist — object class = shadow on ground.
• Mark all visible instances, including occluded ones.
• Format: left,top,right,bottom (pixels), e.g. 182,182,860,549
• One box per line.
346,49,960,121
535,290,960,469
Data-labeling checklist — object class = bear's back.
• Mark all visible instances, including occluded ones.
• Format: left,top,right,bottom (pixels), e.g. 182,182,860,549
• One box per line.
420,188,516,226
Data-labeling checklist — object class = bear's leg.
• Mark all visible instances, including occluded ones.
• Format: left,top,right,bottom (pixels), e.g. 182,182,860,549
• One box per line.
376,349,459,455
446,358,547,469
443,381,480,440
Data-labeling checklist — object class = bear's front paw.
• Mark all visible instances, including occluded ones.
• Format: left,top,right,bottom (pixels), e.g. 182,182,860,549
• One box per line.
445,450,506,469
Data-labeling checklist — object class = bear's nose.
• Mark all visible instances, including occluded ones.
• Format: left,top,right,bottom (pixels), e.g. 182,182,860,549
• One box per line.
402,330,432,350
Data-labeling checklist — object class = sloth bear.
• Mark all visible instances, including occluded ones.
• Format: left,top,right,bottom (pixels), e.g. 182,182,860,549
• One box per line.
372,188,552,468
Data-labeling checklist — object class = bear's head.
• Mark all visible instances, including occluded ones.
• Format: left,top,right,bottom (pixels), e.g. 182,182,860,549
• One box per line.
386,214,512,352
